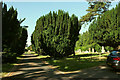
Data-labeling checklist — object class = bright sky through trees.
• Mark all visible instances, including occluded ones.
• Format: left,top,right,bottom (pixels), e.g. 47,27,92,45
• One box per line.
5,1,119,46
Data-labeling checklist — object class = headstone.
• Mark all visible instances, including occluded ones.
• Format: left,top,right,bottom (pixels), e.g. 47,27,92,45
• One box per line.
92,48,94,53
79,49,81,53
101,46,105,53
85,50,89,53
89,48,91,53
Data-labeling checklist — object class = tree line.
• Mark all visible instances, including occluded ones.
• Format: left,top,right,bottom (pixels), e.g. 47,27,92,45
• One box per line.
2,3,28,63
2,1,120,61
75,31,113,52
31,2,120,58
75,2,120,52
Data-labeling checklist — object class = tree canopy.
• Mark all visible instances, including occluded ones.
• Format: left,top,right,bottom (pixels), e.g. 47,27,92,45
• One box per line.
80,1,111,24
88,2,120,49
75,1,119,52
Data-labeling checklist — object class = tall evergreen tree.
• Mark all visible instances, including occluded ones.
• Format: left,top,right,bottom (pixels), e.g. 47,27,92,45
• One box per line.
31,10,81,58
2,3,28,63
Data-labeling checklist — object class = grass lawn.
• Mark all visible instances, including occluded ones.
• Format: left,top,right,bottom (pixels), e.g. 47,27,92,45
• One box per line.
2,53,26,77
38,52,109,72
2,63,15,77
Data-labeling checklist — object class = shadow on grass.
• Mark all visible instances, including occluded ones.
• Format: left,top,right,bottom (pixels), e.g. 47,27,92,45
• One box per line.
69,53,100,58
2,54,64,80
20,53,108,72
2,53,120,80
40,54,106,72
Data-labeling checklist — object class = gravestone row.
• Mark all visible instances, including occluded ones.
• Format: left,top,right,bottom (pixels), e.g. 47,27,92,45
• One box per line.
77,46,108,54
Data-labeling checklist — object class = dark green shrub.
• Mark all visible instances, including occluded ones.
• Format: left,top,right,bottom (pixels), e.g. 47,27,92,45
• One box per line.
31,10,81,58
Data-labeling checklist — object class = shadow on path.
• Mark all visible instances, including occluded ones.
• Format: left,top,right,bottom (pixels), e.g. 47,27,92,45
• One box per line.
2,53,120,80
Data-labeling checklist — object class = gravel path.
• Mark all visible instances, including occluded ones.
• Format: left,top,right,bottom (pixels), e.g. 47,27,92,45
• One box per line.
2,53,120,80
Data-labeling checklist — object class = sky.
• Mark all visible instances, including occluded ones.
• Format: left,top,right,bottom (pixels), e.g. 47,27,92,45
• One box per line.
4,1,119,46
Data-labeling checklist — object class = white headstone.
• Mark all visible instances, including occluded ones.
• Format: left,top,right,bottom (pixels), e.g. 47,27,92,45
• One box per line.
89,48,91,53
101,46,105,53
92,48,94,53
80,49,81,53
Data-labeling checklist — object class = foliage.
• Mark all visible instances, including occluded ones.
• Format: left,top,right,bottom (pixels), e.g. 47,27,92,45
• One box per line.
75,2,119,52
80,1,111,24
75,31,102,52
105,46,114,51
27,45,35,51
88,2,120,49
31,10,81,58
2,3,28,63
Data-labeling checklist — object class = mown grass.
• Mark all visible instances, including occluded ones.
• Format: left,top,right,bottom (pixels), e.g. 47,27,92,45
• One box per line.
47,58,105,71
39,52,109,72
2,52,27,77
2,63,15,77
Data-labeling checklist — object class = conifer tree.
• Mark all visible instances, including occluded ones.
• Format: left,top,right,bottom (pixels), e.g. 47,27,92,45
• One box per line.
31,10,81,58
2,3,28,63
